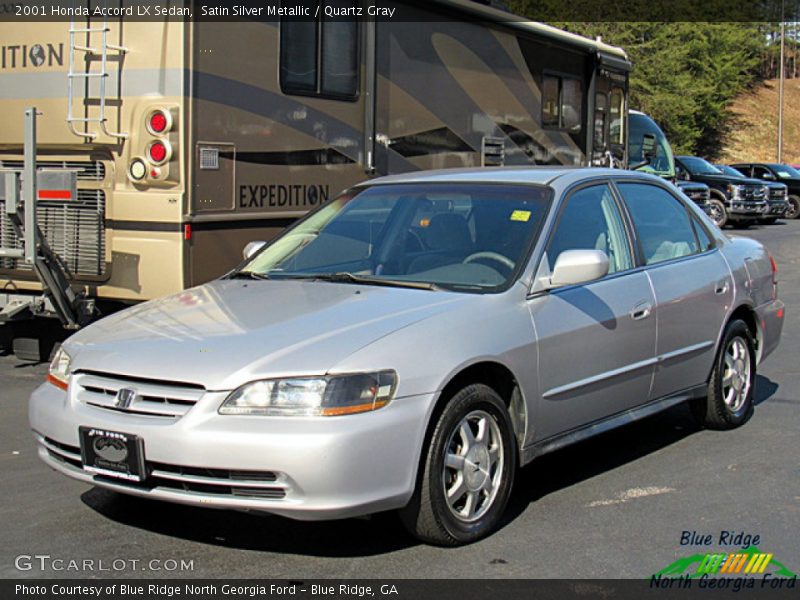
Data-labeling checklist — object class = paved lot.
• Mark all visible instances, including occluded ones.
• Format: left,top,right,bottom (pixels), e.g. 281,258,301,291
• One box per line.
1,222,799,580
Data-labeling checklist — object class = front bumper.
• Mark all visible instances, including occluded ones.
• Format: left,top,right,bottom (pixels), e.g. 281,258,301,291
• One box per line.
729,201,769,219
766,200,789,216
29,381,433,520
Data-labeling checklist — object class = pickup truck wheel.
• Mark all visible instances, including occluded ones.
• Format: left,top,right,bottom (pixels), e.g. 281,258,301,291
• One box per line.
694,319,755,430
706,198,727,228
400,384,516,546
786,195,800,219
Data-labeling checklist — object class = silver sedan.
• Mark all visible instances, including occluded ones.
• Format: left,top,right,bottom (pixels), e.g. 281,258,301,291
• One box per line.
30,167,784,545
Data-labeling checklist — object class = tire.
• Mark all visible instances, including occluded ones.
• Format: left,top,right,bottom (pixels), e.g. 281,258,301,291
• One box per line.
694,319,756,430
706,198,727,228
400,383,516,546
786,195,800,220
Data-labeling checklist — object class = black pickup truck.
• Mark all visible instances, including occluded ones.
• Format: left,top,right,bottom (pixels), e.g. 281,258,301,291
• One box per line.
729,162,800,219
675,156,768,228
716,164,789,224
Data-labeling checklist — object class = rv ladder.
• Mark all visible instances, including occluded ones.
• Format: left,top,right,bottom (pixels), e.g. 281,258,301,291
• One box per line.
67,12,128,140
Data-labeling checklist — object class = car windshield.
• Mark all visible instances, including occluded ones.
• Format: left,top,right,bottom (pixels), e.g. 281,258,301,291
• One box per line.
769,164,800,179
238,183,551,293
716,165,745,177
679,157,721,176
628,113,674,178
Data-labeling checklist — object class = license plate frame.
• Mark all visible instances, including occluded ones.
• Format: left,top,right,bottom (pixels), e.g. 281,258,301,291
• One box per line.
79,427,146,482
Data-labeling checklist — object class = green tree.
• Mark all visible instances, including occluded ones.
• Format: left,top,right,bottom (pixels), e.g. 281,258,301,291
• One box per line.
501,12,763,158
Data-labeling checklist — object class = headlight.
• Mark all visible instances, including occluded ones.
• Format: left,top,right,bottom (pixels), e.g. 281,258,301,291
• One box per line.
47,347,72,390
219,371,397,416
727,184,744,199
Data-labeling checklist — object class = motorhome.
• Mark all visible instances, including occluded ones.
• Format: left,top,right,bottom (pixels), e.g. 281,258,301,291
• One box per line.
0,0,630,357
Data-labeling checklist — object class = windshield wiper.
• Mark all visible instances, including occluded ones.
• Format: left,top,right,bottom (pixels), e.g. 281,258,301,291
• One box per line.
301,272,439,291
228,271,270,280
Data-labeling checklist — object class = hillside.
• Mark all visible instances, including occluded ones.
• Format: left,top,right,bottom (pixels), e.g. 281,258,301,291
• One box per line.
721,78,800,164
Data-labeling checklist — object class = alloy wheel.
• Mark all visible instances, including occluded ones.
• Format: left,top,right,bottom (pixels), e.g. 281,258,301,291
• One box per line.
722,336,751,414
442,409,504,523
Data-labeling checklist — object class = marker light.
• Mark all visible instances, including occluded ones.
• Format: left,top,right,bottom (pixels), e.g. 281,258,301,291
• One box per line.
146,109,171,135
47,347,72,390
148,140,170,165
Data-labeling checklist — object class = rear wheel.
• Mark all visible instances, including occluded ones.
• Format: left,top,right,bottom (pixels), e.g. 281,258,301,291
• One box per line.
400,384,516,545
786,195,800,219
694,319,756,430
706,198,727,228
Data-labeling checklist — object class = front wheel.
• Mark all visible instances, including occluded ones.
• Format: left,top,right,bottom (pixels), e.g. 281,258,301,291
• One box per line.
693,319,756,430
400,384,516,545
706,198,727,228
786,195,800,220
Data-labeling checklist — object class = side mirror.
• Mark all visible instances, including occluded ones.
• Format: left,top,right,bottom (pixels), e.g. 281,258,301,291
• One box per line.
242,240,267,260
641,133,657,160
548,249,609,289
762,172,775,180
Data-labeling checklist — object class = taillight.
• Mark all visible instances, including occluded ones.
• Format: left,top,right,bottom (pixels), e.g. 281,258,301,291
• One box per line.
147,140,170,165
146,109,171,135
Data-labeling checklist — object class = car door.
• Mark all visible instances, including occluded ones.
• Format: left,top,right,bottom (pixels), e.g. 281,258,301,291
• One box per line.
529,182,657,438
615,181,733,400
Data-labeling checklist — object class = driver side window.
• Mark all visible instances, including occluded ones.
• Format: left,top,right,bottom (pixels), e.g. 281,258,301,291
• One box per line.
547,184,633,275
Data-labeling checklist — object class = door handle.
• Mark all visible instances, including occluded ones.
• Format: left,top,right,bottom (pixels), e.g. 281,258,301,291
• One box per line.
715,281,730,295
631,302,652,321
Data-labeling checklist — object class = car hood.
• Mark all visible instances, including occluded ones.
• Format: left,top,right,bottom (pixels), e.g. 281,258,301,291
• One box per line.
695,174,764,187
65,279,470,390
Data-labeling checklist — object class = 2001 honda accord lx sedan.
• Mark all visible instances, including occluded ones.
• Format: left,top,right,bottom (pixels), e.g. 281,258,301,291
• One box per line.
31,167,784,545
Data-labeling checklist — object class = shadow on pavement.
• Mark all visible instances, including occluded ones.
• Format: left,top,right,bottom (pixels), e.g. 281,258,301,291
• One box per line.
81,487,417,557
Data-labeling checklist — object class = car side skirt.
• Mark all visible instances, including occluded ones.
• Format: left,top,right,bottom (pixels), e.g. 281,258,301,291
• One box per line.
520,383,708,465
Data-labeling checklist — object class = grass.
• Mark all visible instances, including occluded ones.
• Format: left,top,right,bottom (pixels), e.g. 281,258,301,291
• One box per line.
721,78,800,164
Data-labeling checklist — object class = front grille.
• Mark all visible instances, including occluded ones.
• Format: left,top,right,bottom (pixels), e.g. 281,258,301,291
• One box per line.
741,186,767,202
0,190,106,277
38,434,288,501
76,372,205,419
769,188,787,200
0,160,105,181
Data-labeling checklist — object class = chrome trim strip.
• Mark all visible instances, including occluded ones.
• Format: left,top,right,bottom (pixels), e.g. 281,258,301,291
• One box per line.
149,470,285,490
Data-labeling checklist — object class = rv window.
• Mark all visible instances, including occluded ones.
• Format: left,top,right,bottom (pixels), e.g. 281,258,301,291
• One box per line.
561,79,582,131
542,76,560,127
280,20,317,94
280,4,359,100
609,88,624,145
541,74,583,132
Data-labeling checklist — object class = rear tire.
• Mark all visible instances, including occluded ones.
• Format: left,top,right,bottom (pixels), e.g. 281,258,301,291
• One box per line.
694,319,756,430
786,195,800,220
706,198,727,228
400,384,516,546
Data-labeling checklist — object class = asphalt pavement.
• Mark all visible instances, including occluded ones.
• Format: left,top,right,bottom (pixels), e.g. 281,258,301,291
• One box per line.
1,221,798,580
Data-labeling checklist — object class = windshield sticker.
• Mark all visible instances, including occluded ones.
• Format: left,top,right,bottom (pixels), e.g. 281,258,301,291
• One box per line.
510,210,532,222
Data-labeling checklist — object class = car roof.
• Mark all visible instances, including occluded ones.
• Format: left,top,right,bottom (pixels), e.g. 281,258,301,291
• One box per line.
356,167,661,188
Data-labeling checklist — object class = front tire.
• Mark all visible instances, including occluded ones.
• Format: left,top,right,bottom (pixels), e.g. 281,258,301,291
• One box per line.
706,198,727,228
785,195,800,219
695,319,756,430
400,384,516,545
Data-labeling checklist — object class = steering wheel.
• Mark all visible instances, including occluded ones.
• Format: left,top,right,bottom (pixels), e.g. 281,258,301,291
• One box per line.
463,251,515,271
